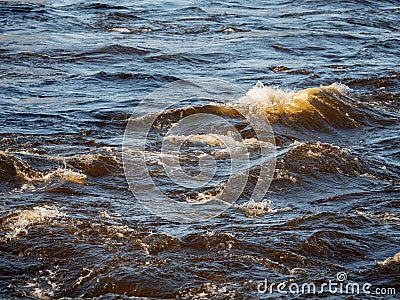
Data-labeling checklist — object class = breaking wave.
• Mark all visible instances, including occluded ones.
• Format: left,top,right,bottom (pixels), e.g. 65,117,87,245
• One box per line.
1,205,66,240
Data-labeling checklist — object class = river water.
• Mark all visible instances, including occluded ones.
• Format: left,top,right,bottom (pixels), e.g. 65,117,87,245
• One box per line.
0,0,399,298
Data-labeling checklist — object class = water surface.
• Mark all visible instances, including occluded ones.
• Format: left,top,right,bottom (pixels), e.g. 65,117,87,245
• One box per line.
0,0,399,298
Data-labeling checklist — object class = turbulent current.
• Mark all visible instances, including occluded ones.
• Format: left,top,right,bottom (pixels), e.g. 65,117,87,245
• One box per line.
0,0,399,299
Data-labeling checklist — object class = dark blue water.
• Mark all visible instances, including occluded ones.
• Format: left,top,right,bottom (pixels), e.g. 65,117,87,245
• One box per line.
0,0,399,298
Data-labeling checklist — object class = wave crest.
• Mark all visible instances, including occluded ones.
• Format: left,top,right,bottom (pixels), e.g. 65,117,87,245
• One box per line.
244,81,349,115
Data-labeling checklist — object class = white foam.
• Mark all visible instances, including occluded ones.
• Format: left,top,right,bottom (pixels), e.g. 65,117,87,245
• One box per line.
378,252,400,266
185,185,224,204
18,168,87,184
111,27,131,33
165,133,241,147
356,210,400,222
239,81,350,115
26,268,63,300
99,210,121,220
245,81,297,109
4,205,66,239
275,168,297,183
235,200,291,218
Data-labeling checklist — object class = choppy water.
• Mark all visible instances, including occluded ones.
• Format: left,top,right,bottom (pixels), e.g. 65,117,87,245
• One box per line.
1,0,400,299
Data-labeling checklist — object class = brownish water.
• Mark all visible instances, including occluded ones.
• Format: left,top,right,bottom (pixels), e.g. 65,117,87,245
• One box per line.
0,0,399,298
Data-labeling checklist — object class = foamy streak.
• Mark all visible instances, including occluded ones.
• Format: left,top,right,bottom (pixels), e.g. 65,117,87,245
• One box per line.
111,27,131,33
165,133,238,147
242,81,349,114
3,205,66,239
166,134,272,149
18,168,87,184
0,151,87,185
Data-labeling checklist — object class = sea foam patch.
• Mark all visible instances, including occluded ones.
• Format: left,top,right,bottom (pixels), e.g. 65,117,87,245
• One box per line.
2,205,66,239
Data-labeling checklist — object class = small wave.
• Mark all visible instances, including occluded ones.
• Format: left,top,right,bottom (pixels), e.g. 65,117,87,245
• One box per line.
181,231,235,251
75,44,149,58
107,12,143,21
83,3,127,10
166,133,272,150
269,65,310,75
345,74,400,91
356,210,400,223
90,109,130,121
377,252,400,266
141,81,391,139
110,27,153,34
278,141,370,178
184,185,224,204
272,44,300,55
220,27,249,33
141,81,370,135
234,200,291,218
0,2,45,12
274,168,298,184
1,205,66,239
93,71,179,83
144,53,211,63
299,230,370,262
20,168,87,184
66,153,122,177
110,27,131,33
239,81,394,130
165,133,240,147
0,151,86,193
374,252,400,277
244,81,348,114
